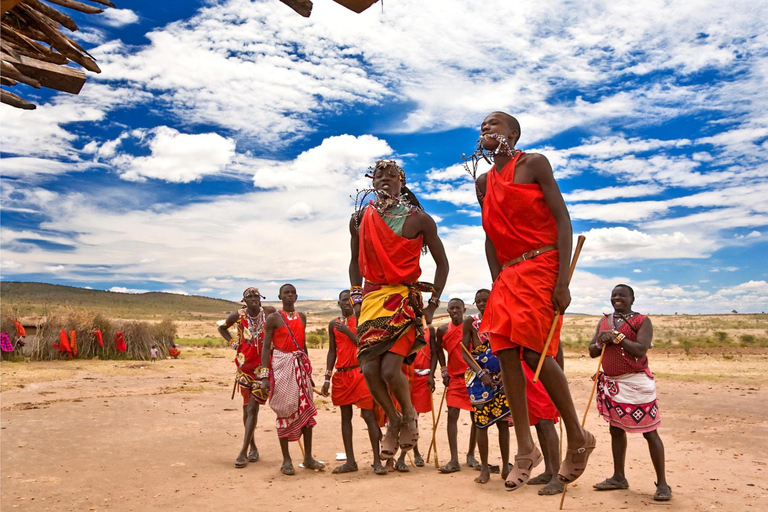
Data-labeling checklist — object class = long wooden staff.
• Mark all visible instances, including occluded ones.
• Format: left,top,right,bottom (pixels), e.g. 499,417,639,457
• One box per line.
560,342,606,510
420,316,441,467
427,388,446,465
532,235,586,383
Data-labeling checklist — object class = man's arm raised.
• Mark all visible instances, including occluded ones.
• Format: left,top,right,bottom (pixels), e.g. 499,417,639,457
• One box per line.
533,153,573,314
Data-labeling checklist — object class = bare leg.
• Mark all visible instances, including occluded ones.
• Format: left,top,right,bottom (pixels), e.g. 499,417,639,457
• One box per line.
333,405,358,473
610,425,627,481
301,426,324,469
534,420,564,495
498,421,510,480
522,349,586,451
363,358,402,428
441,407,461,471
279,437,294,475
497,348,535,455
643,430,668,488
379,352,415,425
413,440,424,466
467,424,478,467
361,408,383,472
236,399,259,466
475,426,490,484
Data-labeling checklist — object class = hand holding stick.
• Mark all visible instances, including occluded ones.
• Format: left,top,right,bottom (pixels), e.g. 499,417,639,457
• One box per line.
533,235,586,383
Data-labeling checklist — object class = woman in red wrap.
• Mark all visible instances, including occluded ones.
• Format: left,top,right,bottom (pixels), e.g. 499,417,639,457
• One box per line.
349,159,449,463
474,112,594,491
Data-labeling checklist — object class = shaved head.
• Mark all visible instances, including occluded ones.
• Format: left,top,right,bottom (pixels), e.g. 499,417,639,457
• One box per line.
492,111,521,144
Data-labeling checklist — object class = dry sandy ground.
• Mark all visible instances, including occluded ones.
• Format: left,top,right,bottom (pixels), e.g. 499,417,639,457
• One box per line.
2,349,767,512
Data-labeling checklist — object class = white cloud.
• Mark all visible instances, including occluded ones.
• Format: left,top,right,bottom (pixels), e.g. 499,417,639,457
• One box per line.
111,127,237,183
100,9,140,28
44,265,65,272
564,184,663,202
0,260,22,270
109,286,149,294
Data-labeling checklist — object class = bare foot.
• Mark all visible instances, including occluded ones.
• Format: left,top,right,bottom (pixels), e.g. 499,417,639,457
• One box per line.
474,466,491,484
281,462,295,475
538,480,564,495
332,461,358,474
501,463,511,480
386,459,395,472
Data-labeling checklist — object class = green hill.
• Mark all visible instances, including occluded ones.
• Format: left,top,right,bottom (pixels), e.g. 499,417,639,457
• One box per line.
1,281,241,319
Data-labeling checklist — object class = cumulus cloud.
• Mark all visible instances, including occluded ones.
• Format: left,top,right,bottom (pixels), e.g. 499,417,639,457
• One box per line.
99,9,140,28
110,127,237,183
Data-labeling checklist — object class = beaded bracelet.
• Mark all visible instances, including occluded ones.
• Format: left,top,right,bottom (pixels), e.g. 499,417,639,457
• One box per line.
324,370,332,379
477,369,488,378
611,330,626,343
256,366,270,379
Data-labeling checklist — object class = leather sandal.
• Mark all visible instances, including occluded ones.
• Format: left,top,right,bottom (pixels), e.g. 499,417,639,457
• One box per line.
504,445,543,491
558,430,596,484
380,422,400,460
399,416,418,452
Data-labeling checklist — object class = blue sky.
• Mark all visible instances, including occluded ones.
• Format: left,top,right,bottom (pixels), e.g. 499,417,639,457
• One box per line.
1,0,767,314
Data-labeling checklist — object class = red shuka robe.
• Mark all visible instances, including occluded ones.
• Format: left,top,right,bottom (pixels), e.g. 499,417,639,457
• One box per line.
409,327,433,414
13,320,26,338
115,331,127,352
480,152,562,357
331,316,373,409
94,330,104,348
443,320,471,411
358,206,422,284
53,329,73,358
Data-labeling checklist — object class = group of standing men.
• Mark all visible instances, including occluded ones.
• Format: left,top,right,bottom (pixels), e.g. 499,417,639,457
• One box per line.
216,111,670,499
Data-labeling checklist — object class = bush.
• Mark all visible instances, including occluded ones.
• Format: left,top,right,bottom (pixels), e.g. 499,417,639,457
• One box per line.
739,334,756,344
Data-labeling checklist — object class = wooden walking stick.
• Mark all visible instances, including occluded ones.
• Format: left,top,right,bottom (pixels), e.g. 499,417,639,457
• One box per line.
559,342,606,510
298,437,306,458
420,315,441,468
427,387,446,466
532,235,586,383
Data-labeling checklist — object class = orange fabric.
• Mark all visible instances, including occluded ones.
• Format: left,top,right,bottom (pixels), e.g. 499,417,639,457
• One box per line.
410,328,432,414
13,320,26,338
446,378,472,411
54,329,73,358
442,321,467,378
332,370,374,409
358,206,422,284
169,347,181,358
331,316,373,409
272,311,305,353
388,326,415,356
480,153,562,357
94,330,103,347
69,330,78,356
333,316,359,369
522,362,559,425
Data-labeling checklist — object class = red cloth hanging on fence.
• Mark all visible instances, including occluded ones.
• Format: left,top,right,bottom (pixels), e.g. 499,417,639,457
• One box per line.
69,330,78,356
115,331,127,352
53,329,73,358
94,330,104,347
13,320,27,338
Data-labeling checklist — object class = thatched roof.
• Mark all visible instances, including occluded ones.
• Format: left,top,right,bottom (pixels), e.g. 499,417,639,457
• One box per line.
280,0,378,17
1,0,114,110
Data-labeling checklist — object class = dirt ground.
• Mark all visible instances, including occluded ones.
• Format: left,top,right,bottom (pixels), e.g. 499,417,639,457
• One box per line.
2,349,767,512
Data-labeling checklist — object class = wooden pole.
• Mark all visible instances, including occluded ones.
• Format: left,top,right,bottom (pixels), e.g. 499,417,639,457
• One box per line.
427,387,446,465
560,344,605,510
532,235,586,383
298,438,306,458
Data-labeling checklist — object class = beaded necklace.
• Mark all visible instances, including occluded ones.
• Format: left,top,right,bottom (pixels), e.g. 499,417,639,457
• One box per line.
241,307,265,344
281,309,298,321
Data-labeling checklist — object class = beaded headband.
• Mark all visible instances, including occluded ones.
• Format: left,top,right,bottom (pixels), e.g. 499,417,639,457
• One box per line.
366,159,406,185
242,287,266,300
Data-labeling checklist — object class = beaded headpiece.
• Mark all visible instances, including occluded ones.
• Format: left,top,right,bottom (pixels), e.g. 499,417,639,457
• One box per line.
242,287,265,301
366,159,406,185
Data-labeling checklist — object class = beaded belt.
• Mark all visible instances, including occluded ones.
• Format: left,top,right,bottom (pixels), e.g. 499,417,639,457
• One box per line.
335,365,360,373
501,244,557,271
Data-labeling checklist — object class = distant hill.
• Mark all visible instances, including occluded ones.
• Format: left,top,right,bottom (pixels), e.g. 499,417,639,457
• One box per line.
1,281,241,319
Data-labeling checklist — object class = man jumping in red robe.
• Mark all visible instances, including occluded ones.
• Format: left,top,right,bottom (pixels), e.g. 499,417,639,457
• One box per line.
474,112,595,490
